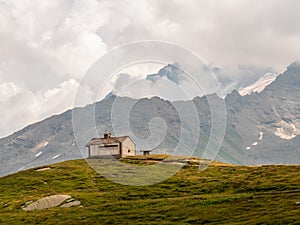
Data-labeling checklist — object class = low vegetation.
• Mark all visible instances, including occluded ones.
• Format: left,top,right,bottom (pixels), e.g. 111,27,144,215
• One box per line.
0,155,299,224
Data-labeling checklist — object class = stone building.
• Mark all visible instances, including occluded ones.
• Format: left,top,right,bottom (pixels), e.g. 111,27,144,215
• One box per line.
85,132,136,158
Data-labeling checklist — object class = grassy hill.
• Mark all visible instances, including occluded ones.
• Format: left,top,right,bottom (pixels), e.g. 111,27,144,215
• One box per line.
0,155,299,224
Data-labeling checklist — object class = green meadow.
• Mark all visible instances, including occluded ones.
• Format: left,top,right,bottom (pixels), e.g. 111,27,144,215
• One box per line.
0,155,299,224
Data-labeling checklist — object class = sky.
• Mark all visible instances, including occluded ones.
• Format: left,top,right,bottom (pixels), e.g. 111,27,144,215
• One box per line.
0,0,300,138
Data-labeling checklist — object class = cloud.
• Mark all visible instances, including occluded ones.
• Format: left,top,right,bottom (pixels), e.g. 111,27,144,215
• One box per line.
96,0,300,71
0,0,108,89
0,0,107,137
112,74,189,100
110,63,276,100
1,0,300,137
0,82,19,103
146,63,185,85
212,64,276,94
0,78,93,138
111,64,220,100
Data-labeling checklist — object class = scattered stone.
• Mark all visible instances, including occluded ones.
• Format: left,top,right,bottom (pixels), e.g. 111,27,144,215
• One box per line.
164,161,185,165
36,167,51,172
22,195,71,211
60,200,81,208
296,202,300,206
66,198,75,203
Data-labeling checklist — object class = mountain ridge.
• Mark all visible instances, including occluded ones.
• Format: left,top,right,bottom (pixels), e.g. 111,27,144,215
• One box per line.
0,62,299,177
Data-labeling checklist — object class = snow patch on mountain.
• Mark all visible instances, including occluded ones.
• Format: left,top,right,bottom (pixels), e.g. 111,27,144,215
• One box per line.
31,140,49,153
274,121,299,140
53,154,60,160
246,131,264,150
239,73,278,96
258,132,264,141
35,151,42,157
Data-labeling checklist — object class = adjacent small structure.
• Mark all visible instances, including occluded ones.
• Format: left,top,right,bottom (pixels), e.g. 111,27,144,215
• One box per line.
85,132,136,158
140,150,152,156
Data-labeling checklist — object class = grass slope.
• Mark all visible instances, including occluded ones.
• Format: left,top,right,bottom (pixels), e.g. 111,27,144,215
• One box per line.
0,155,299,224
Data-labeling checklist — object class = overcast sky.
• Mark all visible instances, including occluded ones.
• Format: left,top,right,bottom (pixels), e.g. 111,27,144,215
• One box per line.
0,0,300,138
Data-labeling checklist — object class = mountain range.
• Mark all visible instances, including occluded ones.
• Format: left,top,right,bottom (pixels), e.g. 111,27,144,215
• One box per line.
0,62,299,177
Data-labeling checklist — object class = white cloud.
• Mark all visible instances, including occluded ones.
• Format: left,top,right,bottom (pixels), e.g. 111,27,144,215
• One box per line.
0,0,109,88
0,82,20,102
96,0,300,71
110,63,275,100
114,76,187,100
0,0,300,137
111,67,214,101
0,0,108,137
0,79,93,137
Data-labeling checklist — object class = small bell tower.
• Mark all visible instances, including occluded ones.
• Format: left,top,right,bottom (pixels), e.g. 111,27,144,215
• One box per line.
103,131,111,139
